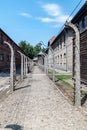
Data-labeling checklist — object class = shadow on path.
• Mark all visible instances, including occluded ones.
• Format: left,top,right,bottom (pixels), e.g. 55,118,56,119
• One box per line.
15,85,31,91
81,95,87,106
5,124,23,130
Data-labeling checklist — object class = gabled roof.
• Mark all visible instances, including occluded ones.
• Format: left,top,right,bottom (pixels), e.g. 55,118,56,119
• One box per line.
37,51,45,56
0,28,26,55
33,57,38,61
48,36,56,45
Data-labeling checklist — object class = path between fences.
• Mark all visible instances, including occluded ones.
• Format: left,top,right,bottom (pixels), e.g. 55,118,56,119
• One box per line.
0,66,87,130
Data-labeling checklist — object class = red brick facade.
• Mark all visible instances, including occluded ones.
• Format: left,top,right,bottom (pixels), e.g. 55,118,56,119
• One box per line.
0,28,24,72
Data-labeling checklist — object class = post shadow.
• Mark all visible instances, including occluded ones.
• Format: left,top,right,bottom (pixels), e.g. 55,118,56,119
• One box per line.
5,124,23,130
81,94,87,106
15,84,31,91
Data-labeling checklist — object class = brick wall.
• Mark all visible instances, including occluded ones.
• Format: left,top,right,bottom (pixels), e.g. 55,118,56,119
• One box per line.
0,29,24,72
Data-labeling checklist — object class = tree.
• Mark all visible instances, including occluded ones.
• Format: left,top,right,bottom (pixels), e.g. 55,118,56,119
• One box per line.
18,41,46,59
18,40,26,52
33,44,42,57
18,41,34,59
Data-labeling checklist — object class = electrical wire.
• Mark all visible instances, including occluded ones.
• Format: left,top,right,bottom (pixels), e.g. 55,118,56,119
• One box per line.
67,0,83,21
57,0,83,36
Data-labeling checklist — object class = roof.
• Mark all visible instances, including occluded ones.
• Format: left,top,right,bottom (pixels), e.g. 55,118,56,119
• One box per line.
48,36,56,45
71,1,87,23
0,28,26,55
48,1,87,48
33,57,38,61
37,51,45,56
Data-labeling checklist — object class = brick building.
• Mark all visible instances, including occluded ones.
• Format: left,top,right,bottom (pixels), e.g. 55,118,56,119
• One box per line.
71,1,87,82
0,28,25,72
46,1,87,82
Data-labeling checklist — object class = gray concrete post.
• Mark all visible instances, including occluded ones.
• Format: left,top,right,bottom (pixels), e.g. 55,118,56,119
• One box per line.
17,51,23,80
23,55,26,76
44,53,48,74
45,56,47,73
4,41,15,91
53,53,55,82
49,46,55,82
64,29,68,71
65,21,81,106
46,55,48,75
25,57,28,75
28,58,30,73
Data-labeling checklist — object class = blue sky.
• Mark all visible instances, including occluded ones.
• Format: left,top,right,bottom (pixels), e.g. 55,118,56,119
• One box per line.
0,0,85,46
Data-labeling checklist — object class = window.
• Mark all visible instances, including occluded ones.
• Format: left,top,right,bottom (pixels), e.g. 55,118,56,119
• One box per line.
57,40,59,50
6,55,10,62
60,54,62,64
78,17,87,32
84,15,87,29
64,53,66,64
58,55,59,64
6,38,9,42
59,38,62,49
0,34,3,44
63,34,66,47
79,20,82,32
0,54,4,61
57,45,59,51
60,37,62,49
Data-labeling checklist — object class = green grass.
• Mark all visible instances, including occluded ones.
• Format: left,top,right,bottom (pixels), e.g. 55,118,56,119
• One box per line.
55,74,73,88
81,90,87,96
55,74,72,80
48,70,73,88
48,69,52,74
62,80,73,88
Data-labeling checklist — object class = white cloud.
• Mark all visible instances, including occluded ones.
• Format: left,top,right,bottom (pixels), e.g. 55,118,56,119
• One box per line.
42,3,61,17
19,12,32,18
37,15,69,23
37,17,55,22
37,3,69,28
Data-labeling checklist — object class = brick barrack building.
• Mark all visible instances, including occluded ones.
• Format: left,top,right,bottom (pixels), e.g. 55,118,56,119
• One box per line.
0,28,25,72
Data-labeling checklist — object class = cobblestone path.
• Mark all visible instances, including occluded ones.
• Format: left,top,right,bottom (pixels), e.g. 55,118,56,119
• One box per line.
0,66,87,130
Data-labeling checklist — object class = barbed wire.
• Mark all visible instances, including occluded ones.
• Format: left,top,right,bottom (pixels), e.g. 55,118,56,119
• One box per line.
56,0,83,37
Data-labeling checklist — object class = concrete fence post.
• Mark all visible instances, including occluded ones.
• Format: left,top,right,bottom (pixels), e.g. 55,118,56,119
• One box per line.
49,46,55,82
25,57,28,75
65,21,81,106
23,55,26,76
4,41,15,91
53,52,55,82
44,53,48,74
17,51,23,80
44,56,47,73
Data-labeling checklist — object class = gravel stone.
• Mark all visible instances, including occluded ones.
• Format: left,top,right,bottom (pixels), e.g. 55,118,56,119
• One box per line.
0,66,87,130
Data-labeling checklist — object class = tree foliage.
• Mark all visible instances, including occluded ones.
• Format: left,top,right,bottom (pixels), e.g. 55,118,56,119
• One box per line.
18,41,45,59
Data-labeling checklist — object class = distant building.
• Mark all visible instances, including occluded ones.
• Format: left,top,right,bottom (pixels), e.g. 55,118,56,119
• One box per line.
37,51,45,65
71,1,87,82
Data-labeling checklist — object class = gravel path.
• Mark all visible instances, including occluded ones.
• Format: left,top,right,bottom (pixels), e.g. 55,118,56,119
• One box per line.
0,66,87,130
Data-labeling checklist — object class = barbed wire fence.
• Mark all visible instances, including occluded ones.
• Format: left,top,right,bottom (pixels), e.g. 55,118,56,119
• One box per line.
43,40,75,105
38,23,87,107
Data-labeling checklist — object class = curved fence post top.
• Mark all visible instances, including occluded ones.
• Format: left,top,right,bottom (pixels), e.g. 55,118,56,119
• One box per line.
4,41,13,51
65,21,80,35
17,50,23,56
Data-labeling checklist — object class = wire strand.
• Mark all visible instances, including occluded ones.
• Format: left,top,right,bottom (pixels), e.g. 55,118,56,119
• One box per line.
57,0,83,36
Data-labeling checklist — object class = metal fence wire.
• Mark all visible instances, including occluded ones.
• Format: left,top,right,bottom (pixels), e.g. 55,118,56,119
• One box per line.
38,22,87,106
